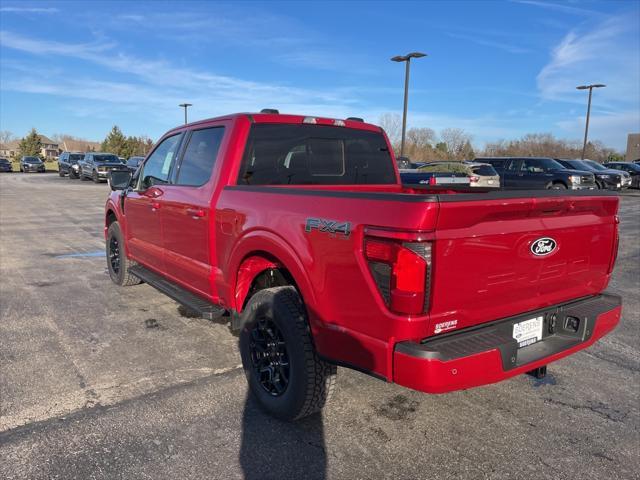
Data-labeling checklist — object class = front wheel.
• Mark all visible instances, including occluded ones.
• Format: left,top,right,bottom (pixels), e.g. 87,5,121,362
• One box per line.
106,221,142,286
239,286,336,421
549,182,567,190
92,171,99,183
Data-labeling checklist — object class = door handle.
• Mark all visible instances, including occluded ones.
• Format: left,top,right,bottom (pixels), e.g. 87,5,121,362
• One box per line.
186,208,205,218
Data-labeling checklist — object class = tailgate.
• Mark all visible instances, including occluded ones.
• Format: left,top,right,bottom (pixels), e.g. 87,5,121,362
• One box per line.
428,192,619,334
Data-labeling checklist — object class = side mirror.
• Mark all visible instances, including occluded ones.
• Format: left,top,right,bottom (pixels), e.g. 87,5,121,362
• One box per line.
108,169,132,191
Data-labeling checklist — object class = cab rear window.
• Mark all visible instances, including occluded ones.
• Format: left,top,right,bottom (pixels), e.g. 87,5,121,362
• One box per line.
238,124,396,185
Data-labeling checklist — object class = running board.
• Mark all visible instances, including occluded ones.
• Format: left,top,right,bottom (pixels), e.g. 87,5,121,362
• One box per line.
129,265,225,320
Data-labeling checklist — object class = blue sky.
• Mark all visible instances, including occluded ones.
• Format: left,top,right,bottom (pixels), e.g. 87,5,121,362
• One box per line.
1,0,639,150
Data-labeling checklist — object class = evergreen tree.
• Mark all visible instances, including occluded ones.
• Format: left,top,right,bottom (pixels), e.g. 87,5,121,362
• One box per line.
101,126,127,156
18,128,43,159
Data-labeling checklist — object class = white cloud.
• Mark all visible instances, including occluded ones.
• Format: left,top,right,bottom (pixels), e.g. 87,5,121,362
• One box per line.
0,6,58,13
536,12,640,149
447,33,531,54
556,111,640,149
537,14,640,106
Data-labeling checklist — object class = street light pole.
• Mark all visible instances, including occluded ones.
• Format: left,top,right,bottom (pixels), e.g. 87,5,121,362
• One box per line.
576,84,605,160
391,52,426,158
179,103,192,125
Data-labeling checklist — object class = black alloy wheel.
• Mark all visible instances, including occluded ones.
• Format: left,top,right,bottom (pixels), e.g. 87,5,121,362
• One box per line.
249,316,290,396
109,235,120,275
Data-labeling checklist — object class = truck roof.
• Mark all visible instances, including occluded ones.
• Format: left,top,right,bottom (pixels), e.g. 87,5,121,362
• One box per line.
166,112,383,135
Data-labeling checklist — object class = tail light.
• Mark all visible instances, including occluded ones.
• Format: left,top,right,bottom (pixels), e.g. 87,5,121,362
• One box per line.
469,176,479,183
608,216,620,274
364,237,432,315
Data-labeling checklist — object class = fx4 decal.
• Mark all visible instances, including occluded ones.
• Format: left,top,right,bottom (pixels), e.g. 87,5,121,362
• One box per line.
305,218,352,238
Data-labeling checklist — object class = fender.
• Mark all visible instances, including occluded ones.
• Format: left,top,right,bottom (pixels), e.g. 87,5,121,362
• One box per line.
234,255,280,310
226,229,319,327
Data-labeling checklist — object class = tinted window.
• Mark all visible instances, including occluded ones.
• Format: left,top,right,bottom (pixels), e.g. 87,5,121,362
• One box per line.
127,157,144,167
94,154,119,163
507,159,521,171
522,158,563,172
139,134,182,189
583,159,607,171
176,127,225,186
69,154,84,162
238,124,395,185
472,165,497,176
485,159,506,169
24,157,41,163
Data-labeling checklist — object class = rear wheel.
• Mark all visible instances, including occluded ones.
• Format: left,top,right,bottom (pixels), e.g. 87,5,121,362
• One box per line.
106,221,142,286
239,286,336,421
58,169,65,177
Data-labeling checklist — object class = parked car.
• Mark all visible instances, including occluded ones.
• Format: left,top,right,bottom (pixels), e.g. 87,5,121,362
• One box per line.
555,159,631,190
0,157,13,172
400,162,471,187
58,152,85,178
477,157,596,190
464,161,500,188
20,156,45,173
604,162,640,189
79,153,125,182
125,156,145,172
105,111,621,420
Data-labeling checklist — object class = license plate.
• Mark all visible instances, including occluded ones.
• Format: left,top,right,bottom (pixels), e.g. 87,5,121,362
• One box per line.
513,316,543,348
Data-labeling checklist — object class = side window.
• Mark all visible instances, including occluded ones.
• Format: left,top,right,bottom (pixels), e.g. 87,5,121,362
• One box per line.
523,159,545,173
489,159,505,170
139,134,182,189
507,159,521,171
175,127,225,186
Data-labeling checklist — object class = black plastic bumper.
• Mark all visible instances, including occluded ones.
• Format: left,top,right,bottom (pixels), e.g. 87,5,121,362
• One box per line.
396,293,622,371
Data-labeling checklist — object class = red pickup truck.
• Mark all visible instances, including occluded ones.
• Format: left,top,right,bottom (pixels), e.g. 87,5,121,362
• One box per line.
105,111,622,420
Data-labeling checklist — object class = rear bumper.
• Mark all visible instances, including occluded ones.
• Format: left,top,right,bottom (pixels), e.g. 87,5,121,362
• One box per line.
393,293,622,393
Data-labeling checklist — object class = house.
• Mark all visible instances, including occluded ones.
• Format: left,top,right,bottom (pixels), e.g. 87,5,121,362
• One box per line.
0,140,20,158
38,135,59,159
627,133,640,161
60,138,101,153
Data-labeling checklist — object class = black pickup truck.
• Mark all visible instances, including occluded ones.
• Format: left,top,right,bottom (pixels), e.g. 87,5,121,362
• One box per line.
477,157,596,190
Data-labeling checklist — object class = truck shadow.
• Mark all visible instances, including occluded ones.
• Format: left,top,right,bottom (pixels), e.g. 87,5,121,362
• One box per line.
239,395,327,480
237,296,376,480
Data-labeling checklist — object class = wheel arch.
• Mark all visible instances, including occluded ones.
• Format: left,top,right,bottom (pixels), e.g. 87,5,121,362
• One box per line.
229,231,317,319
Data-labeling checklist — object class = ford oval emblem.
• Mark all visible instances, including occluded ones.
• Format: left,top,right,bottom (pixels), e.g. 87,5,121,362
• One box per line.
531,237,557,256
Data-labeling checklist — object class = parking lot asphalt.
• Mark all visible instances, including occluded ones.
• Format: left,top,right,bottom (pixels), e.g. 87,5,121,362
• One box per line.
0,172,638,480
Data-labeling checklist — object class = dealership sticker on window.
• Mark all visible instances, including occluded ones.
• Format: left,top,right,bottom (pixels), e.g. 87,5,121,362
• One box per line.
161,151,174,175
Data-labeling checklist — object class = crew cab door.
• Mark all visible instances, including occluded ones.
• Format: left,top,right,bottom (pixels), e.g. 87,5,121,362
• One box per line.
501,159,523,188
159,126,225,297
125,133,183,272
521,158,554,188
82,155,93,177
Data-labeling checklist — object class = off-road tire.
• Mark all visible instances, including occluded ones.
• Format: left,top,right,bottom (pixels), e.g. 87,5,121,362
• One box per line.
239,286,336,421
106,221,142,286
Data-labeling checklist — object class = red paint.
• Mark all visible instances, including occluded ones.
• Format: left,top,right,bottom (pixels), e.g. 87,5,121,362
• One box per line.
105,112,622,390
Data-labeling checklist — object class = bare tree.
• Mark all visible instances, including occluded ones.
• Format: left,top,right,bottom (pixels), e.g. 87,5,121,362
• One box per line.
482,133,620,162
378,113,402,147
0,130,15,145
440,128,473,160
